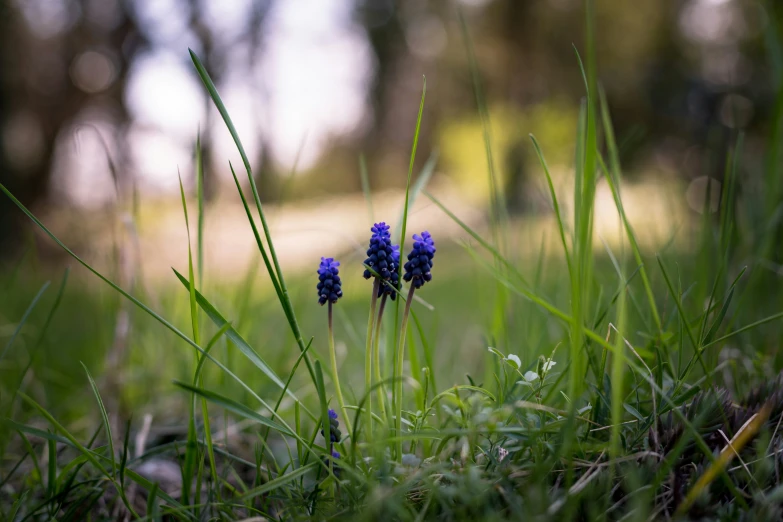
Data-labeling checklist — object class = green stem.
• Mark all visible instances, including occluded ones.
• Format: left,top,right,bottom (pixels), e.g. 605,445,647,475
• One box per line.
328,302,351,435
364,279,380,439
394,286,416,459
373,294,389,422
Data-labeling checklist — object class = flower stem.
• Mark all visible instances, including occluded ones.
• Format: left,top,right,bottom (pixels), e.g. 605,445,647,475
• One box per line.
394,285,416,459
364,279,380,438
328,301,351,435
373,294,389,422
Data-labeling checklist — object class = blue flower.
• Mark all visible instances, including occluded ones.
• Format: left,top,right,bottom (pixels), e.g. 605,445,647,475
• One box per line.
379,244,401,300
321,408,341,442
363,222,396,281
328,450,342,476
317,257,343,305
403,232,436,289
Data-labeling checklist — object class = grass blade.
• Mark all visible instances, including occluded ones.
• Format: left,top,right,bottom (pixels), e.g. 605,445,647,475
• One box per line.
396,77,426,263
189,50,316,390
17,393,140,518
172,381,294,437
236,462,317,502
80,363,115,478
196,133,205,287
597,87,662,332
393,77,426,461
359,153,374,221
0,280,50,362
424,190,529,288
0,181,297,436
394,150,438,240
173,268,293,398
529,134,571,271
702,268,746,345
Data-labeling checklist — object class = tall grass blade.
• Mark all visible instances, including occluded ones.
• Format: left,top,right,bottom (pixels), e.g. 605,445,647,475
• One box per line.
178,173,215,509
80,363,115,478
702,268,745,345
236,462,318,502
7,269,69,413
0,182,295,432
424,190,529,288
396,77,426,264
529,134,571,271
394,150,438,240
0,280,50,362
196,132,205,286
359,153,374,221
392,77,426,460
459,11,510,353
597,88,662,332
189,51,315,390
656,256,713,392
173,382,293,437
17,393,140,517
173,268,294,399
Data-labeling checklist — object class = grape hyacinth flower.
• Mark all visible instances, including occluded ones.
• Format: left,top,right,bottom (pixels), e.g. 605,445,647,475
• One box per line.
380,244,401,299
362,222,399,436
330,450,341,476
394,231,435,459
363,222,396,281
321,409,343,476
317,257,343,305
402,232,435,289
317,258,351,433
320,408,342,443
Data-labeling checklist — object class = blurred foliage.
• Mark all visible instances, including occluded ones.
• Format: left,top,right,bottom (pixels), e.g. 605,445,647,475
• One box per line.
438,100,578,208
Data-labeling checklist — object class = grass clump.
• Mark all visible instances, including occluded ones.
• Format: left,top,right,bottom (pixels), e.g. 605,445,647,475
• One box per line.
3,2,783,520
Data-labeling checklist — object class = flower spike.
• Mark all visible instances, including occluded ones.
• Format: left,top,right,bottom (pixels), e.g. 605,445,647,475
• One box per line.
363,222,396,281
403,231,436,289
316,257,343,305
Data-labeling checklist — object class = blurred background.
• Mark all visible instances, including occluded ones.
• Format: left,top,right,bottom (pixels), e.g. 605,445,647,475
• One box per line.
1,0,777,248
1,0,781,421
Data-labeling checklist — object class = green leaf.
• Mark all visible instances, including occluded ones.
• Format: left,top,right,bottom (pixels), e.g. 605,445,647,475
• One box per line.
0,181,275,423
530,134,571,271
623,403,644,422
81,363,115,478
172,381,294,437
173,268,293,398
0,280,50,361
237,462,317,502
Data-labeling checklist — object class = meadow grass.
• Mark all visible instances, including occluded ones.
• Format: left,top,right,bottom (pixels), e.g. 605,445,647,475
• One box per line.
3,3,783,520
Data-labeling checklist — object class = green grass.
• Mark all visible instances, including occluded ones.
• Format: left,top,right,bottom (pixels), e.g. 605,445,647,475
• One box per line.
3,3,783,520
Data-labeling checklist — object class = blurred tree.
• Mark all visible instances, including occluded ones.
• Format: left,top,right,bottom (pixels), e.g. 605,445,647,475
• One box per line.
354,0,417,187
184,0,277,201
0,0,146,251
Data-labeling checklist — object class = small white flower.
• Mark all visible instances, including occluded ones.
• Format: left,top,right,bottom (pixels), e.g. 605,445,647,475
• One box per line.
523,371,539,382
542,359,557,372
498,447,509,462
504,354,521,369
